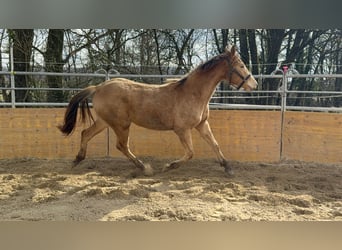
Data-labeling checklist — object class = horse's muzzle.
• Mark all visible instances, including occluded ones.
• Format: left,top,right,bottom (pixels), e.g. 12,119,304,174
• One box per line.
244,76,258,91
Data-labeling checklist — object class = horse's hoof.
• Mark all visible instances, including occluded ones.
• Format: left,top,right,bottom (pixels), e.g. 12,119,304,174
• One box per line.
162,165,170,172
162,162,179,172
72,156,84,168
130,170,140,178
143,164,154,176
224,165,234,177
222,161,234,177
130,165,154,178
72,160,80,168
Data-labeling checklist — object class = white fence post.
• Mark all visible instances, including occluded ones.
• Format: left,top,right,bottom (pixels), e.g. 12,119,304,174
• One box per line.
10,39,15,108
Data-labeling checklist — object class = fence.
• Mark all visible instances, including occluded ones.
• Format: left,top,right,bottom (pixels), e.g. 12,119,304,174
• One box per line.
1,70,342,112
0,71,341,163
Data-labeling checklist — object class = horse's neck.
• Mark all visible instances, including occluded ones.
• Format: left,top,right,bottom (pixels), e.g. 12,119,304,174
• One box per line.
186,65,226,102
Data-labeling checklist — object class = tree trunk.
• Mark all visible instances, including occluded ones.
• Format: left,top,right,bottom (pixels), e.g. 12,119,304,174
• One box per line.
153,29,163,77
264,29,286,105
112,29,124,66
10,29,34,102
248,29,259,75
238,29,250,68
167,29,194,74
45,29,64,102
0,30,10,102
213,29,229,53
334,39,342,107
265,29,286,76
285,29,307,63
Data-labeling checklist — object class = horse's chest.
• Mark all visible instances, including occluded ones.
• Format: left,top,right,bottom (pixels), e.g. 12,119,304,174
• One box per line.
173,106,207,129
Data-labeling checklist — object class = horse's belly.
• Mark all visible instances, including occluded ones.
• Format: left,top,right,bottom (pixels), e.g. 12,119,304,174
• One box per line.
131,113,173,131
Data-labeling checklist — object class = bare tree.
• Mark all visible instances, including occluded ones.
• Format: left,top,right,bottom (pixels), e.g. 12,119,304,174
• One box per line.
213,29,229,53
248,29,259,75
9,29,34,102
334,30,342,107
163,29,195,74
3,28,341,107
45,29,65,102
0,29,10,102
238,29,250,68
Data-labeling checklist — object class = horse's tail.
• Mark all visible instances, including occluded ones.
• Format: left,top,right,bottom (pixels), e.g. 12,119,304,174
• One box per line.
58,86,97,135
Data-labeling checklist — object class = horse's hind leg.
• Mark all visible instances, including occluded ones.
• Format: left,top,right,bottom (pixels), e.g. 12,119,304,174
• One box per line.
112,124,153,176
74,119,107,166
195,120,233,176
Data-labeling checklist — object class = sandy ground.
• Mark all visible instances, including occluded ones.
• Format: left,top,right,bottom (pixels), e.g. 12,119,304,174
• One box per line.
0,157,341,221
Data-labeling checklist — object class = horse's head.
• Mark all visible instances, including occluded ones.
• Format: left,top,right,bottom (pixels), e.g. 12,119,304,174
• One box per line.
224,45,258,91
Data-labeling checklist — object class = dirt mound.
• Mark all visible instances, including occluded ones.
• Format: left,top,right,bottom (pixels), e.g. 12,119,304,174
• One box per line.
0,157,341,221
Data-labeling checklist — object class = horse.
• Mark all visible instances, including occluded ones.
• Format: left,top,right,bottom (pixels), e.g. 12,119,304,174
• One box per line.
59,45,258,176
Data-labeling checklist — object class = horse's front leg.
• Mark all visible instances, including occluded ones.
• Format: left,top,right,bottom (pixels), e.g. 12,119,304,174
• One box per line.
195,120,233,176
163,129,194,171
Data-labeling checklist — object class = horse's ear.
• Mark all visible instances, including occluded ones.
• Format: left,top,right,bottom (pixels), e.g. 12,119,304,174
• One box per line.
231,45,236,55
224,44,236,56
225,45,232,54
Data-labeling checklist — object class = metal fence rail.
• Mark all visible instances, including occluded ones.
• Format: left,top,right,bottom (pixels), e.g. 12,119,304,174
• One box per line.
1,71,342,113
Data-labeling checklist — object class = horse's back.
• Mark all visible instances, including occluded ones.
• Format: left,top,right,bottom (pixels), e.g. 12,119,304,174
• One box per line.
92,78,177,130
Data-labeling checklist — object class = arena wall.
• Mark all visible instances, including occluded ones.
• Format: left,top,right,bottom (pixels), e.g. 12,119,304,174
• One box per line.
0,108,341,163
282,112,342,163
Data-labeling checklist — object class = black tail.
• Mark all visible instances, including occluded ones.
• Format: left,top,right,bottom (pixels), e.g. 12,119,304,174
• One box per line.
58,86,96,135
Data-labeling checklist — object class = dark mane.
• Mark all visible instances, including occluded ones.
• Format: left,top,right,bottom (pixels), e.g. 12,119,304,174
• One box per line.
199,53,229,71
175,76,188,87
176,52,230,87
178,77,187,85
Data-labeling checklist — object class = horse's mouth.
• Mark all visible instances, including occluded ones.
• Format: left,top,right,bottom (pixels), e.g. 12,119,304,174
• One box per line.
242,85,255,91
244,82,258,91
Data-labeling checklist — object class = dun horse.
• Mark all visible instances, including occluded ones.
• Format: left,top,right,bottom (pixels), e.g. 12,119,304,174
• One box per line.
59,45,257,176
